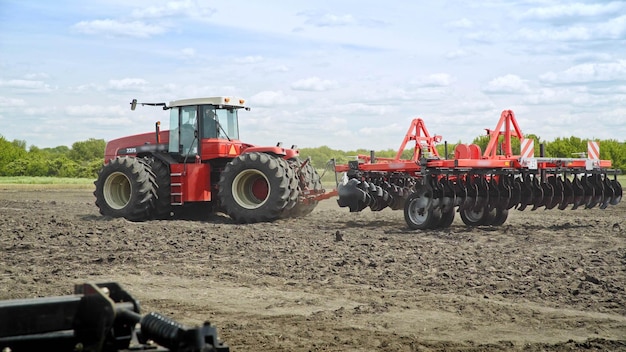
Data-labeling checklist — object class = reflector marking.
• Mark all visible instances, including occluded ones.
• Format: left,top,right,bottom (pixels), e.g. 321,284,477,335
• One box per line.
520,138,534,158
587,141,599,160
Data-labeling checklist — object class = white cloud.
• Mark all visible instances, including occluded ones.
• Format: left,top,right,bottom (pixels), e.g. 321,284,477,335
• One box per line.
249,91,298,107
131,0,216,19
445,49,473,59
297,10,385,28
65,105,126,117
181,48,196,58
540,60,626,84
108,78,149,91
73,19,166,38
519,2,625,21
291,77,337,91
483,74,530,94
412,73,455,87
447,18,473,29
0,79,53,92
235,56,264,64
516,15,626,42
0,96,26,107
299,11,357,27
266,65,289,73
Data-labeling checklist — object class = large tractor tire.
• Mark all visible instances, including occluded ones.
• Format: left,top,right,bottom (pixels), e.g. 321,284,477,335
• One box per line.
284,158,323,218
280,158,299,217
218,152,292,223
93,156,157,221
146,157,172,219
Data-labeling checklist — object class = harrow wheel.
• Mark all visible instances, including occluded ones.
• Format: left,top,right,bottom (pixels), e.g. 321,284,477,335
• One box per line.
93,156,157,221
438,208,455,227
491,208,509,226
460,206,488,226
404,191,437,230
218,152,292,223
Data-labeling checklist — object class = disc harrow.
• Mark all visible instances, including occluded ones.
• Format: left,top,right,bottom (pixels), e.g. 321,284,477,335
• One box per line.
334,110,622,229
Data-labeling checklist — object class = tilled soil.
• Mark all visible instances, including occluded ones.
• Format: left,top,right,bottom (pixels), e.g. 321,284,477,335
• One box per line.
1,185,625,351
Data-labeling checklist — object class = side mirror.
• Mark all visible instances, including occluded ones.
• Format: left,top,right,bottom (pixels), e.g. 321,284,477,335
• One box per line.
130,99,137,111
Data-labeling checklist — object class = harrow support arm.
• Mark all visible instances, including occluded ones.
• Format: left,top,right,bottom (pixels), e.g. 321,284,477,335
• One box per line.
483,109,524,159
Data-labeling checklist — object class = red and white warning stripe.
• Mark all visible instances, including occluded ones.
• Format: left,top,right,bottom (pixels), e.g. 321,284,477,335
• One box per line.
587,141,599,160
520,138,534,158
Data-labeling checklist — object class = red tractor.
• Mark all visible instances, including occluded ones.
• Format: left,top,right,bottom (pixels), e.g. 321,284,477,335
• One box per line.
94,97,323,223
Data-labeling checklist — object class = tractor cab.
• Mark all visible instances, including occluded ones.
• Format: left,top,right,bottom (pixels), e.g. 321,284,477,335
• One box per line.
167,97,248,159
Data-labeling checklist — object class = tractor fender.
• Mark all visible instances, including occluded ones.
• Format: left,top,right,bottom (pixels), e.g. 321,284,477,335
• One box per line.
241,146,296,157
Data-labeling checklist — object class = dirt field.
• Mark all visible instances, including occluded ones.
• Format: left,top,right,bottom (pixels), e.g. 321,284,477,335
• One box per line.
1,185,625,351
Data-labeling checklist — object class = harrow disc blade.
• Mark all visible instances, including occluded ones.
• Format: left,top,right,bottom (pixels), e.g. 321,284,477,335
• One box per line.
609,179,622,205
518,175,533,211
459,177,476,211
583,175,597,209
572,176,585,210
440,178,455,213
558,176,574,210
475,177,489,211
545,176,562,210
337,178,369,212
600,176,614,209
531,176,545,210
507,176,521,209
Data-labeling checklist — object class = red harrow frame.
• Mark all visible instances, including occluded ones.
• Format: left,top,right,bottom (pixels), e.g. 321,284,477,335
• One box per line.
333,110,623,229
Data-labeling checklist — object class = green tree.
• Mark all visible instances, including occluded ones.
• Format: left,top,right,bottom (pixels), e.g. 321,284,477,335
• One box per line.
0,136,28,175
69,138,106,162
545,136,586,158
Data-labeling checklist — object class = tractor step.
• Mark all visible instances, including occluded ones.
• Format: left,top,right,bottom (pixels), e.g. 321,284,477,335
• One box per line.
170,173,184,205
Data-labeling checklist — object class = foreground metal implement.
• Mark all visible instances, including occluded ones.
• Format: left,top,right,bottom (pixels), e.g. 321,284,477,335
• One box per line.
335,110,622,229
0,282,228,352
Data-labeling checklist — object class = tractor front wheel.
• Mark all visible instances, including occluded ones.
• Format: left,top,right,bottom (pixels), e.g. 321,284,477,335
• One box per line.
93,156,156,221
218,152,291,223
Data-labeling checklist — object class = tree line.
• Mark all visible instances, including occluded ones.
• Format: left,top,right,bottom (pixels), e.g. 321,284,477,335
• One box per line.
0,136,105,178
0,133,624,179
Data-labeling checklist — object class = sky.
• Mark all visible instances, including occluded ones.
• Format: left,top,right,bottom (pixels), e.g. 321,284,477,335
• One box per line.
0,0,625,152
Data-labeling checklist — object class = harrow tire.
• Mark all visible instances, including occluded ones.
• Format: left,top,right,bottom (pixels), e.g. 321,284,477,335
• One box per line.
404,192,436,230
218,152,291,223
93,156,156,221
491,208,509,226
438,208,455,228
460,206,488,226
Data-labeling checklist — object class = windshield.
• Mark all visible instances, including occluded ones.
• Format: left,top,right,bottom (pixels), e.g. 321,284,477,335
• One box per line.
200,105,239,140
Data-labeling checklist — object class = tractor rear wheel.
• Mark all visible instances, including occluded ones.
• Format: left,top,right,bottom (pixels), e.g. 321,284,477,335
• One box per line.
218,152,291,223
147,157,172,219
93,156,156,221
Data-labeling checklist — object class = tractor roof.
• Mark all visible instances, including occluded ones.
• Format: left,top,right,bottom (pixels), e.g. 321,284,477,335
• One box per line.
168,97,248,109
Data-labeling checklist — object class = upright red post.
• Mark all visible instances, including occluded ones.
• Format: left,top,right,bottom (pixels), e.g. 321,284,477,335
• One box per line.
482,110,524,159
